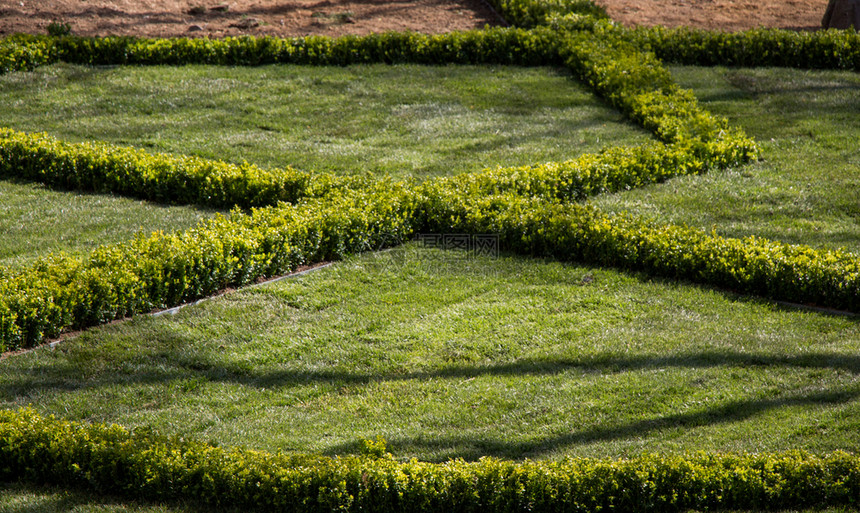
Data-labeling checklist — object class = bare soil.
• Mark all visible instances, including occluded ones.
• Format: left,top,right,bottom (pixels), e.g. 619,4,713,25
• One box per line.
0,0,833,39
592,0,831,32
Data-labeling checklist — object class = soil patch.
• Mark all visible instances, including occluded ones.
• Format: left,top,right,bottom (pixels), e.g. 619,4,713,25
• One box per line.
592,0,831,32
0,0,505,39
0,0,834,38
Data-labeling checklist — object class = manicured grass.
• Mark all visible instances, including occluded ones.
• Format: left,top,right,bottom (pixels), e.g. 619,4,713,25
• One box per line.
0,179,218,267
0,63,651,179
3,244,859,462
0,63,648,266
0,482,199,513
592,67,860,253
2,61,860,513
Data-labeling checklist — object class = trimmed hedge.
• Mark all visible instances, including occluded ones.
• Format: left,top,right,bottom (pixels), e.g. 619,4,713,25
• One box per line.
0,183,416,351
3,409,860,512
0,34,56,74
629,25,860,71
415,192,860,313
0,28,563,70
0,128,353,210
424,137,755,204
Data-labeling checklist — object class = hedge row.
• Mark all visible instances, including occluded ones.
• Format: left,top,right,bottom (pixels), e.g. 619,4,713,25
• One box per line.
0,128,354,210
0,28,563,70
1,10,858,75
425,137,754,204
416,192,860,312
628,25,860,71
0,28,757,212
0,34,56,74
0,184,415,351
3,409,860,513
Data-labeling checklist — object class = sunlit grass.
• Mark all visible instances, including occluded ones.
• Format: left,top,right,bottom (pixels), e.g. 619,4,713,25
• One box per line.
3,245,858,462
592,67,860,254
0,63,651,180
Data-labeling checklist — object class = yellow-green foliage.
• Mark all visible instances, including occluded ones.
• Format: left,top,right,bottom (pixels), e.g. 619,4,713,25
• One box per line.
0,128,351,209
0,183,416,350
629,26,860,70
2,409,860,512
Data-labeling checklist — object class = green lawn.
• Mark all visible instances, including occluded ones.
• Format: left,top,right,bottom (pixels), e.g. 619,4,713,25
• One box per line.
0,179,218,267
593,66,860,253
0,482,198,513
0,63,651,179
1,61,860,507
3,243,859,461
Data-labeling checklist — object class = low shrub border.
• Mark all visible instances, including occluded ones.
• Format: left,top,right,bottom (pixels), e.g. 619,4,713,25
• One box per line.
0,128,353,210
2,409,860,513
416,192,860,313
0,28,564,71
0,184,416,351
627,25,860,71
424,137,755,204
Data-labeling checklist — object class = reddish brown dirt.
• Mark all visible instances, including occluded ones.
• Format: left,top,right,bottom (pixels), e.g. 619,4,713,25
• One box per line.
0,0,505,39
0,0,835,38
592,0,831,32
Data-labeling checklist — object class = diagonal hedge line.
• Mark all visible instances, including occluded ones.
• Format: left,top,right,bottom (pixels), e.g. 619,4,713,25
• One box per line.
2,0,860,508
0,183,416,350
416,192,860,312
0,28,757,211
3,409,860,513
0,128,354,210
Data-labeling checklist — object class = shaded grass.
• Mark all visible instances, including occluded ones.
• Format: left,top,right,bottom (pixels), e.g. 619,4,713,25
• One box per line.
0,482,202,513
592,67,860,253
0,179,219,267
3,245,858,462
0,63,652,179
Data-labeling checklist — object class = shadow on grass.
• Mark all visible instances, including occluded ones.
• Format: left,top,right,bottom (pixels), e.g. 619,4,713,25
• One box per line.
324,385,860,461
4,345,860,460
4,347,860,393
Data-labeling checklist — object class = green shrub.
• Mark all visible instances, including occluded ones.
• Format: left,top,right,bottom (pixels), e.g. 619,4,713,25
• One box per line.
628,26,860,71
46,21,72,37
0,183,416,351
0,128,357,210
424,137,756,204
482,0,608,28
0,34,57,74
3,409,860,513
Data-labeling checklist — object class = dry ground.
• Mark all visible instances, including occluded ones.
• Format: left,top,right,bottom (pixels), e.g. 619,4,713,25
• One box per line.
0,0,833,38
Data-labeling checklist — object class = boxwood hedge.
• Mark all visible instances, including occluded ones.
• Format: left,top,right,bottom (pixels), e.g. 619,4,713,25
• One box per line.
2,0,860,507
2,409,860,513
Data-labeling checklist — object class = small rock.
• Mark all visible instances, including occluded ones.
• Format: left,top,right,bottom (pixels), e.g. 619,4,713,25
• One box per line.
230,17,260,28
187,24,204,32
209,4,230,12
